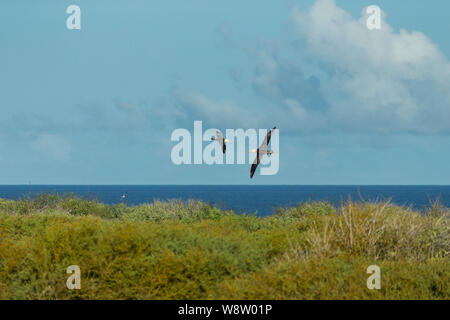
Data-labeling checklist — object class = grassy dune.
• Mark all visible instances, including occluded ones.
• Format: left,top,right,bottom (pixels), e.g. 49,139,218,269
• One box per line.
0,195,448,299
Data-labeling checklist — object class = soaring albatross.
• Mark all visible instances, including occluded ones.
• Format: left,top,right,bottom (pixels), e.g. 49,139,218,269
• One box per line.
249,127,276,179
211,131,228,154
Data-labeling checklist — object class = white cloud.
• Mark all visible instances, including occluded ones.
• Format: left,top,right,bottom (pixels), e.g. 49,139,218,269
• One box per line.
122,0,450,135
252,50,329,112
31,134,71,161
171,88,266,128
287,0,450,133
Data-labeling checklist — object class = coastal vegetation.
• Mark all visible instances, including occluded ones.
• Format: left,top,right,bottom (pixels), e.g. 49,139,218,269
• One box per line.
0,194,448,299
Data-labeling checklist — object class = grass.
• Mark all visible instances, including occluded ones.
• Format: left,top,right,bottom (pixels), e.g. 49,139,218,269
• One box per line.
0,194,448,299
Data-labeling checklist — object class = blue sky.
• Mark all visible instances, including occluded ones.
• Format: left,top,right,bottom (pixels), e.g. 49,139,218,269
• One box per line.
0,0,450,184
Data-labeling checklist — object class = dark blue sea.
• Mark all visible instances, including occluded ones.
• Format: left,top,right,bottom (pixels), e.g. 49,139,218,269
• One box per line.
0,185,449,216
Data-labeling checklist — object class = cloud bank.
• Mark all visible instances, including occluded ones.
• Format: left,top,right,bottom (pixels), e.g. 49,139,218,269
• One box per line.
171,0,450,134
288,0,450,133
4,0,450,141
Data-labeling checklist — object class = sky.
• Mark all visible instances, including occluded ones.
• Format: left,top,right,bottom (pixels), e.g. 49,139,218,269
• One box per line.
0,0,450,185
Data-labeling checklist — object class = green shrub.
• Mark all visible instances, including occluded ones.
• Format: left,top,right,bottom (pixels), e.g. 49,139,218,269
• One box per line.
0,196,448,299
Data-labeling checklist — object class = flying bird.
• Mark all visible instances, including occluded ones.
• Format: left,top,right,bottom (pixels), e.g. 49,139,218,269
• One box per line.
249,127,276,179
211,131,228,154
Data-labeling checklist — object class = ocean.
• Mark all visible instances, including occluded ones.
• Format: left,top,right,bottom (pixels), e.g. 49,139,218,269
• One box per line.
0,185,449,216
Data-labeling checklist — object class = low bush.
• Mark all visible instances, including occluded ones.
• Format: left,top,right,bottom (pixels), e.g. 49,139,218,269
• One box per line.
0,196,448,299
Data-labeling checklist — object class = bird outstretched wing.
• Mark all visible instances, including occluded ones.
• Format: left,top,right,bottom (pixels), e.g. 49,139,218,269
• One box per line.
263,127,276,148
258,127,276,156
250,149,260,178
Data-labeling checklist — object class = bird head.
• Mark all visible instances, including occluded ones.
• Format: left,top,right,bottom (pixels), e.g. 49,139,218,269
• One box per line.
224,139,229,142
248,149,257,153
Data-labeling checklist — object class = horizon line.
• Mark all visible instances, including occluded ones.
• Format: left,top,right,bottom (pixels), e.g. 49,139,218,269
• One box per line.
1,184,450,187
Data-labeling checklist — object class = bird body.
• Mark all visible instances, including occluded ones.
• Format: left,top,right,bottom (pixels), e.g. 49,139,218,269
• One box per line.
211,131,228,154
